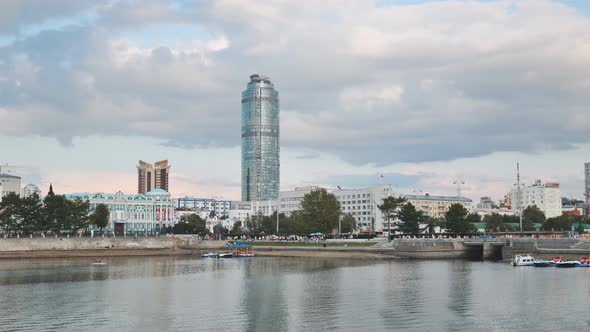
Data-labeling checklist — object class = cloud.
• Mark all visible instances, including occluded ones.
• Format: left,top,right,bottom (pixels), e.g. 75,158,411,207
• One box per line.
1,0,590,167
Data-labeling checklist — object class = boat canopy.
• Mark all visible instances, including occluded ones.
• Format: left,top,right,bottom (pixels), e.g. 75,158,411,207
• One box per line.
309,232,322,236
226,243,252,249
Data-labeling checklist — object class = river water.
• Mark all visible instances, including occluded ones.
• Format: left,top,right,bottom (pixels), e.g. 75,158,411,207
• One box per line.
1,256,589,331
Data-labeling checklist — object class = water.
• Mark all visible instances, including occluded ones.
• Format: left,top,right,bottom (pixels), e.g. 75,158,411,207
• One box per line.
1,257,590,331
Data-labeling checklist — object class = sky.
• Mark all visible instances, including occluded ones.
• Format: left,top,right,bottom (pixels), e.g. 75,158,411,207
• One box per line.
1,0,589,203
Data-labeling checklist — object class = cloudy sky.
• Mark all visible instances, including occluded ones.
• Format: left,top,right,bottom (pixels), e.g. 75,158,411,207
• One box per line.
1,0,589,203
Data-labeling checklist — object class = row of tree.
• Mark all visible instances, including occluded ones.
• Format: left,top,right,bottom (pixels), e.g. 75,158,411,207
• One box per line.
0,187,109,235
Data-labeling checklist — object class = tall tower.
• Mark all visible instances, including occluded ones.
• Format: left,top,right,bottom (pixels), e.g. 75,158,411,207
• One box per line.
585,162,590,215
137,160,170,194
241,74,280,201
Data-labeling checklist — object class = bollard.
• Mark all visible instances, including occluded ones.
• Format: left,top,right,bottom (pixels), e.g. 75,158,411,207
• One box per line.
30,234,32,239
55,234,58,238
17,234,19,239
67,234,70,238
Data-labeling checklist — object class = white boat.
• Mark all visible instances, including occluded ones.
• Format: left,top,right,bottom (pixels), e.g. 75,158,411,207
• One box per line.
201,252,219,258
92,259,107,266
555,260,580,268
218,252,233,258
511,254,535,266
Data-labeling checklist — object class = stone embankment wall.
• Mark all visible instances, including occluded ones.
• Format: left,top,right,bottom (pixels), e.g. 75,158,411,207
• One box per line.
0,236,226,258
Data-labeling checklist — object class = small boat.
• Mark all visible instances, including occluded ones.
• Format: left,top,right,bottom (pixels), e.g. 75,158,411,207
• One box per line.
227,243,256,257
218,252,233,258
555,260,580,268
201,252,219,258
92,259,107,266
533,259,552,267
511,254,535,266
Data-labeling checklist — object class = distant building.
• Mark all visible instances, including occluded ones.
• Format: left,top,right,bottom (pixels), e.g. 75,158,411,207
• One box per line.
241,74,280,201
65,189,174,235
0,173,21,200
176,197,231,217
137,160,170,194
332,185,472,233
477,196,496,209
21,184,42,197
510,180,562,218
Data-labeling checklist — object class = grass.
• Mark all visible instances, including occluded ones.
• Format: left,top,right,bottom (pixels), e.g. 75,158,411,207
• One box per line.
250,241,378,247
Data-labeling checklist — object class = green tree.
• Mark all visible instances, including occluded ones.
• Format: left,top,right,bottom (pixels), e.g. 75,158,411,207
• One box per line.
522,205,545,231
91,203,110,232
0,192,22,234
299,189,341,235
445,203,476,234
64,199,91,233
542,215,572,231
576,223,586,234
484,213,513,232
467,213,482,224
43,192,68,233
397,202,419,234
213,222,228,240
340,213,355,233
378,196,406,239
18,193,44,234
230,220,243,236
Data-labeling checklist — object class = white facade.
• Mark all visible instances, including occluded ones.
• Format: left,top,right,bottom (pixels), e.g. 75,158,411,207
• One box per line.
176,197,231,217
0,174,21,199
510,180,562,218
333,185,472,233
279,186,319,216
65,189,175,234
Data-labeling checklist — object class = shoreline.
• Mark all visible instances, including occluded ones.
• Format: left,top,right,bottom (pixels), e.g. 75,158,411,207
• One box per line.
0,248,194,259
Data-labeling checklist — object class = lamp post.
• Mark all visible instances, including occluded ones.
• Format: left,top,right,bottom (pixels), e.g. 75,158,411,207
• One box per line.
276,201,279,235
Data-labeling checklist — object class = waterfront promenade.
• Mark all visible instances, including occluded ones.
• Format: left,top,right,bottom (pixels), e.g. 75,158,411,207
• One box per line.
2,235,590,260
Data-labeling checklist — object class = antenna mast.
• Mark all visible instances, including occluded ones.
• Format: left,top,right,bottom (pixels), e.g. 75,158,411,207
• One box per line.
517,162,523,232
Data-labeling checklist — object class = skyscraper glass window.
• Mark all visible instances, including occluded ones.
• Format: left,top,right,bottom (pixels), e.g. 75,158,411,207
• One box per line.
241,74,280,201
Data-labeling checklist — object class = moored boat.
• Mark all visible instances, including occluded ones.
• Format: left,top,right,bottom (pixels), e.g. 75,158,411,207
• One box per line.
218,252,233,258
92,259,107,266
201,252,219,258
533,259,552,267
511,254,535,266
555,260,580,268
227,243,256,257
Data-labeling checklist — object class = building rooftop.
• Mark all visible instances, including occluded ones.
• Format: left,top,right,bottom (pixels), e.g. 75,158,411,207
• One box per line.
0,173,21,179
403,194,472,203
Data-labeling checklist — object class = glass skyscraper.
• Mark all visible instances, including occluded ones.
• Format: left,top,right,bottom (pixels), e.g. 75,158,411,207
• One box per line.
241,74,280,201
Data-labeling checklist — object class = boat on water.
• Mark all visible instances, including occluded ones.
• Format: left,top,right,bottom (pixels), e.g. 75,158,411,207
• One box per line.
555,260,580,268
533,259,552,267
218,252,233,258
201,252,219,258
227,243,256,257
92,259,107,266
511,254,535,266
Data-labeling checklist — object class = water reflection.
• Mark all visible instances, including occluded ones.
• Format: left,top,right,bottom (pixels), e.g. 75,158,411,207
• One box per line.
3,257,590,331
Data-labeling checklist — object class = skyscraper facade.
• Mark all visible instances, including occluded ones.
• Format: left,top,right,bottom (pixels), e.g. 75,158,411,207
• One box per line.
241,74,280,201
137,160,170,194
585,162,590,214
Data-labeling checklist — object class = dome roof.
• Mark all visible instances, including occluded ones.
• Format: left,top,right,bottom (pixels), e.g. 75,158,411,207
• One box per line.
146,189,170,195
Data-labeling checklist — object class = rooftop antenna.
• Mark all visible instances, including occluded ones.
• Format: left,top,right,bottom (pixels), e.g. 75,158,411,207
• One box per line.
517,162,523,232
453,180,465,197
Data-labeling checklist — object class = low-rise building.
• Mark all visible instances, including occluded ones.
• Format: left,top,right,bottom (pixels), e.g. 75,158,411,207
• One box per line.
65,189,175,235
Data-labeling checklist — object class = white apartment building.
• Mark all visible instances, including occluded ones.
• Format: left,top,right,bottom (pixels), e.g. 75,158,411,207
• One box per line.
333,185,473,233
510,180,562,218
176,197,231,217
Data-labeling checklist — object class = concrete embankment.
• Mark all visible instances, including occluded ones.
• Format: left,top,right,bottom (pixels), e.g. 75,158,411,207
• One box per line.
254,239,482,259
0,236,227,259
